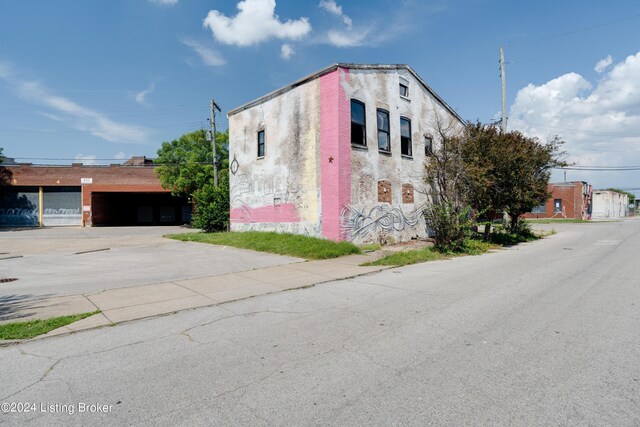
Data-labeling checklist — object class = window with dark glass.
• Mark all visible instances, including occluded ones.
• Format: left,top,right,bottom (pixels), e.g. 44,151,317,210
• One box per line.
399,83,409,98
351,99,366,146
424,136,433,156
531,203,546,213
377,109,390,152
257,130,265,157
400,117,412,157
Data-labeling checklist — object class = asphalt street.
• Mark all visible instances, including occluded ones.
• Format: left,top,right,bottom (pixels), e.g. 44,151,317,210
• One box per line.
1,220,639,426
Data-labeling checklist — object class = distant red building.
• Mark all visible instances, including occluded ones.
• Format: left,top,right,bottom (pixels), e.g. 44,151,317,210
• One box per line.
523,181,592,220
1,157,190,227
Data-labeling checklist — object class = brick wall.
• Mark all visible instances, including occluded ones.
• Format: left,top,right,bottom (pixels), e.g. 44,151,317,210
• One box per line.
4,163,173,226
6,164,164,188
523,182,590,219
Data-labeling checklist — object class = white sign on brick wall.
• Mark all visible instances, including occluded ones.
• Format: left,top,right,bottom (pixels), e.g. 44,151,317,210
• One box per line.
81,177,93,184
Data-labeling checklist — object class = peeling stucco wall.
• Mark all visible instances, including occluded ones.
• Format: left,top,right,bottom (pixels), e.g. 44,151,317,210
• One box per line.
340,68,462,244
229,79,322,237
228,64,464,243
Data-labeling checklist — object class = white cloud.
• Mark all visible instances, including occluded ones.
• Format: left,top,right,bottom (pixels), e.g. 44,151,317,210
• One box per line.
75,154,98,165
319,0,352,28
134,82,156,106
509,52,640,187
39,112,64,122
594,55,613,73
317,0,377,48
326,29,370,48
148,0,178,5
280,43,294,59
203,0,311,47
181,38,226,67
0,61,150,143
114,151,127,160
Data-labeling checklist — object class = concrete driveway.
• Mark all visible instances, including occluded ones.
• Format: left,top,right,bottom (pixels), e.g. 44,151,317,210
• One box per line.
0,226,302,300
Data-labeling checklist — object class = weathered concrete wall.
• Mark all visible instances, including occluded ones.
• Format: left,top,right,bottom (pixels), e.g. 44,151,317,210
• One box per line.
592,190,629,219
229,78,322,237
340,68,462,244
228,65,464,243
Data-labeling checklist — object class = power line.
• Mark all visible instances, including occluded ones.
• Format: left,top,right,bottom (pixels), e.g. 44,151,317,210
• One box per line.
509,12,640,47
0,121,204,133
516,122,640,137
557,166,640,171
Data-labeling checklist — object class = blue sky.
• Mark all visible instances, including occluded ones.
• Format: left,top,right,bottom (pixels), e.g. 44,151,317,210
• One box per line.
1,0,639,192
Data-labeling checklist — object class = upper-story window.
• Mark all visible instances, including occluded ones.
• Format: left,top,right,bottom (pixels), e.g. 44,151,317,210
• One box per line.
400,117,412,157
351,99,366,146
257,129,265,158
377,109,390,152
424,135,433,156
399,83,409,98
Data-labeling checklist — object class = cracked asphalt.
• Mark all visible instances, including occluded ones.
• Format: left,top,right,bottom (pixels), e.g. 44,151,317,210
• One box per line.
1,220,639,426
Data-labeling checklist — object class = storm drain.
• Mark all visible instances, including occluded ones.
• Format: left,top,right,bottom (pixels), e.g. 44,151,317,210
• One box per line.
0,278,18,283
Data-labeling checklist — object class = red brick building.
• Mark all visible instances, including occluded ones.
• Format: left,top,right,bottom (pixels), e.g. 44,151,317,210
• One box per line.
1,157,190,227
523,181,592,220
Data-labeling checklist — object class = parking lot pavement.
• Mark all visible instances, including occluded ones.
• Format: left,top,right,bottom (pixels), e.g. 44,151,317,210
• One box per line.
0,226,302,301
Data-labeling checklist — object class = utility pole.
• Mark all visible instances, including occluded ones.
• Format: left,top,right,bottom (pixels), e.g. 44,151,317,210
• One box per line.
209,98,221,187
500,46,507,133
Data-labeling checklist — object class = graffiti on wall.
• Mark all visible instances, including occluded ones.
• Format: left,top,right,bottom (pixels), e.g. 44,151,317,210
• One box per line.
232,221,322,238
230,172,290,207
0,208,38,226
341,203,427,241
42,208,82,226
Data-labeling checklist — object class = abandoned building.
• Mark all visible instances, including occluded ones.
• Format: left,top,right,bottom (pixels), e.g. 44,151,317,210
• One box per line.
228,63,465,243
524,181,592,220
0,157,190,227
591,190,629,219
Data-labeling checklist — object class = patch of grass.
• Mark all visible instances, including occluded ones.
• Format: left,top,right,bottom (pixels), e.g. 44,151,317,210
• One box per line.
525,219,592,224
0,311,100,340
360,243,381,252
364,247,447,266
364,239,496,267
489,230,540,246
167,231,361,260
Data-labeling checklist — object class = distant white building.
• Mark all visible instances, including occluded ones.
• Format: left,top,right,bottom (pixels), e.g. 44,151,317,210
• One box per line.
591,190,629,219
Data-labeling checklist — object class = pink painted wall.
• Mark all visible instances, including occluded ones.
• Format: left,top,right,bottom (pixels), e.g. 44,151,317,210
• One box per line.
230,203,300,224
320,68,351,241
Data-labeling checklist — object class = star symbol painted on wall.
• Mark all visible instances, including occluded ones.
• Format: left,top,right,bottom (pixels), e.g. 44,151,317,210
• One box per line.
328,156,334,163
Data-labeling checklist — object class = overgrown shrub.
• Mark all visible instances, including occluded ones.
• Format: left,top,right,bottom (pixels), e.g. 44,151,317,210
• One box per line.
191,171,230,232
425,202,474,252
489,220,539,245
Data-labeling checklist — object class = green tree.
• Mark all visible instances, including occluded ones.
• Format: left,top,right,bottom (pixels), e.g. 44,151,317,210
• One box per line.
155,129,228,197
0,147,11,186
423,117,473,251
461,123,565,234
155,129,229,231
191,170,230,232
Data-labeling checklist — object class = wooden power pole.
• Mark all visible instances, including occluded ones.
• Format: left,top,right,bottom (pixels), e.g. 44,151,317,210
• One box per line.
209,98,221,187
500,46,507,132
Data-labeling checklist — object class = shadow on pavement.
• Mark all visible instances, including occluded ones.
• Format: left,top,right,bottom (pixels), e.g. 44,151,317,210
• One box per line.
0,294,55,322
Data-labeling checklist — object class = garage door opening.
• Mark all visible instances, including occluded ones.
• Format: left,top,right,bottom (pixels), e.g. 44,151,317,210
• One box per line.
91,192,191,226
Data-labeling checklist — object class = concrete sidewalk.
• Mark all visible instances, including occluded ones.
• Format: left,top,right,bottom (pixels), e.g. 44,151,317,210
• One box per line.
1,251,390,341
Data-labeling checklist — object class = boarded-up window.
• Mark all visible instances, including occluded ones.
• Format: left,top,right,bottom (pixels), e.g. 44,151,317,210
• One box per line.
378,180,392,203
402,183,414,204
